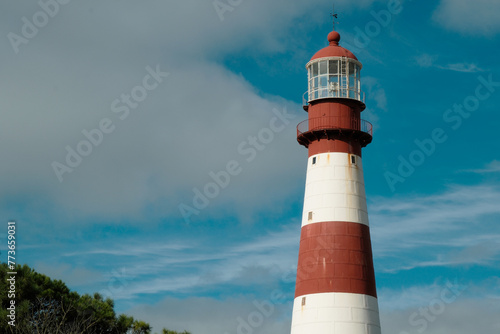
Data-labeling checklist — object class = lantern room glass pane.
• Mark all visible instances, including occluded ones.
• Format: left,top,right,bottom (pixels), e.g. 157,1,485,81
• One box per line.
329,60,338,74
349,63,355,75
320,76,328,88
312,63,318,76
319,61,327,75
348,63,356,91
356,66,360,91
329,75,339,96
329,75,339,87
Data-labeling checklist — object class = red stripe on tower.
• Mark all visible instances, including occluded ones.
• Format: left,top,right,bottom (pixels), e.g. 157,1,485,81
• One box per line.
290,26,381,334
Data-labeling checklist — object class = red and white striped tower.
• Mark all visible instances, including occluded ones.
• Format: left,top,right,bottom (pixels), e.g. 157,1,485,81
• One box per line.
290,27,381,334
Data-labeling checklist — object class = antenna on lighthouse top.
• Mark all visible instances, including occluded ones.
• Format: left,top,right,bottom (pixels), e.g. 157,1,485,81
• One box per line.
330,4,338,31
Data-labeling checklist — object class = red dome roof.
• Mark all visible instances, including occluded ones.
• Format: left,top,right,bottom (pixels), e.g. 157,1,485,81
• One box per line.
310,30,358,61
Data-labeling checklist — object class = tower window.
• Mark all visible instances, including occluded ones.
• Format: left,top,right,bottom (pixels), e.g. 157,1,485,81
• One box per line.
351,155,356,164
312,157,317,165
308,212,313,221
302,297,306,306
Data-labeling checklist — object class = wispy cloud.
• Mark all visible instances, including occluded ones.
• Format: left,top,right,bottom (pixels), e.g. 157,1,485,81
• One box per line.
45,182,500,300
415,54,484,72
437,63,484,73
370,183,500,272
415,54,439,68
461,160,500,173
53,225,299,300
37,181,500,298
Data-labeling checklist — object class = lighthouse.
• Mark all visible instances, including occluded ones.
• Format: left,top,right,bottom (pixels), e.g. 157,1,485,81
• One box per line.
290,26,381,334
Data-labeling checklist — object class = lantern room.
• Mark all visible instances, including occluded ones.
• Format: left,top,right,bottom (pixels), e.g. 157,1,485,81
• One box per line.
303,31,365,108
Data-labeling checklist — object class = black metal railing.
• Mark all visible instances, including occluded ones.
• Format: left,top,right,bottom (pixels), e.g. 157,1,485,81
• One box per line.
297,117,373,137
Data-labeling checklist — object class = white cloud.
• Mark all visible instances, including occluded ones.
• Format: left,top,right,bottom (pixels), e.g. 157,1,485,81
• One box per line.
0,0,381,225
433,0,500,36
0,2,302,224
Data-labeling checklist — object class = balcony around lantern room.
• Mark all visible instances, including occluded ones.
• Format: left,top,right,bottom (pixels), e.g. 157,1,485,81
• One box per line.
296,117,373,148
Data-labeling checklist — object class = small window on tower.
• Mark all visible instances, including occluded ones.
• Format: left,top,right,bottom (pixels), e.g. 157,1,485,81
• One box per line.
312,157,316,165
351,155,356,164
308,212,313,221
302,297,306,306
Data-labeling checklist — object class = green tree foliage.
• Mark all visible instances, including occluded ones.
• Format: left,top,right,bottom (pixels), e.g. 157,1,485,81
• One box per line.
161,330,191,334
0,263,189,334
0,263,151,334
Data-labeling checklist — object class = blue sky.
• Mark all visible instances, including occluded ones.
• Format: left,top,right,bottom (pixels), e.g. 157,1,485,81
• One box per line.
1,0,499,333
